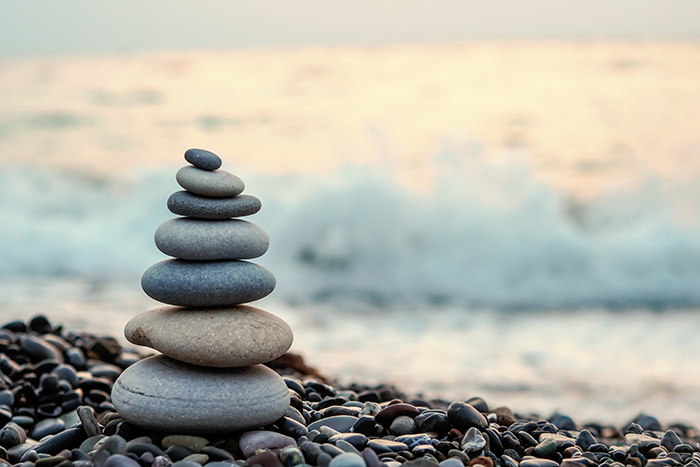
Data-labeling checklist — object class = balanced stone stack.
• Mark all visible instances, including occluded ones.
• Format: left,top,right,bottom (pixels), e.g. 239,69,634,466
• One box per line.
111,148,292,433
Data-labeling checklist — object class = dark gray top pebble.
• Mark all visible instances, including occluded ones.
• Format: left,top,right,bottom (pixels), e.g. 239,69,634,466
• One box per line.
167,191,262,219
184,148,222,171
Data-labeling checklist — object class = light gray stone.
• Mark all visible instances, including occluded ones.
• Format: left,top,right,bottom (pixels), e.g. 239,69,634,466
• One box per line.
111,355,289,433
308,416,358,433
154,218,269,260
328,453,366,467
184,148,222,171
141,259,276,306
124,305,293,367
176,166,244,198
168,191,262,219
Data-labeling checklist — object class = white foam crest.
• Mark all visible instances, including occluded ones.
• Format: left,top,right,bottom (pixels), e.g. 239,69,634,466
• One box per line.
1,147,699,310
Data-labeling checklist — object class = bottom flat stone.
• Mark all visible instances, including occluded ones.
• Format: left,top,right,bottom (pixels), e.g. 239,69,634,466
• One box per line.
111,355,289,433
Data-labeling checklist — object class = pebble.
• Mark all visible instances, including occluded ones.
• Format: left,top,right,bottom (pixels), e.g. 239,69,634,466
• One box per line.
141,259,276,306
308,416,358,433
124,305,293,367
461,427,487,452
167,191,262,219
414,411,450,435
240,431,296,458
394,434,432,450
375,404,420,426
365,439,408,454
160,436,208,452
155,218,269,260
31,418,66,440
447,401,488,431
176,166,244,198
184,148,222,171
390,416,416,435
103,454,139,467
328,453,366,467
111,356,289,433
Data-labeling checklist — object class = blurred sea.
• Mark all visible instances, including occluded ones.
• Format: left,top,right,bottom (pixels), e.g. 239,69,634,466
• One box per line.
1,41,700,425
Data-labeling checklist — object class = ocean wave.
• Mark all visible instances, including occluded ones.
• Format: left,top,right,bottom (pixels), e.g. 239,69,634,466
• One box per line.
1,149,699,310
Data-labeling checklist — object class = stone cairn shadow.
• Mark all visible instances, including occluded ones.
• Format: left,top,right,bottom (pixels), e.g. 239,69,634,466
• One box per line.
112,149,292,433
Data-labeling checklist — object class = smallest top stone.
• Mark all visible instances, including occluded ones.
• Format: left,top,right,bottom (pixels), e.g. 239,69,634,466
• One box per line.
185,148,222,171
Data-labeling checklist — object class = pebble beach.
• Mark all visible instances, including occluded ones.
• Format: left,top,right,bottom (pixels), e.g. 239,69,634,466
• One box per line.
0,314,697,467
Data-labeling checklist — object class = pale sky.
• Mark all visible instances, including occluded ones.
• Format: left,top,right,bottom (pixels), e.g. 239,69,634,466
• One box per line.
1,0,699,56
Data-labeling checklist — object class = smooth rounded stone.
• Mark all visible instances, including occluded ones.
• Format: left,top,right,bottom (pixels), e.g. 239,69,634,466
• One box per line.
111,356,289,433
335,439,362,456
176,166,244,198
440,459,463,467
414,411,450,435
125,305,293,367
20,336,64,363
161,436,209,452
240,430,296,458
362,449,381,467
401,459,439,467
183,453,209,464
184,149,222,171
365,440,408,454
328,453,366,467
308,416,358,434
532,439,558,458
575,430,597,451
155,218,269,261
103,454,140,467
520,459,560,467
317,453,333,467
141,259,276,306
171,461,201,467
389,416,415,436
277,416,309,439
168,191,262,219
447,402,488,432
0,422,26,448
31,418,66,440
661,430,682,451
461,427,486,453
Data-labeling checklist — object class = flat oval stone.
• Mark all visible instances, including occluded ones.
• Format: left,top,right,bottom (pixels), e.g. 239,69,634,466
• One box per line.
125,305,293,367
168,191,262,219
141,259,275,306
155,218,269,260
176,166,244,198
111,356,289,433
184,148,222,171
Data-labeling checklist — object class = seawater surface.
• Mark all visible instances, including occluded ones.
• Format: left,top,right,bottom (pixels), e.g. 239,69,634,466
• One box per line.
1,42,700,427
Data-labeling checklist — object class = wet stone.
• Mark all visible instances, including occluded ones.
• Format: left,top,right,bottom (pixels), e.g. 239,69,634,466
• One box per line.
375,404,420,427
366,440,408,454
440,459,464,467
414,411,450,435
461,428,486,453
336,439,363,456
394,435,432,451
277,416,309,439
103,454,139,467
329,434,367,450
308,416,358,433
351,416,376,436
161,435,209,452
520,459,560,467
447,402,487,432
279,446,305,467
31,418,66,440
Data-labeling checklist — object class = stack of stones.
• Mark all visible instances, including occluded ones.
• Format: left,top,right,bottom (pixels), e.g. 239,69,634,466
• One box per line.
111,148,293,433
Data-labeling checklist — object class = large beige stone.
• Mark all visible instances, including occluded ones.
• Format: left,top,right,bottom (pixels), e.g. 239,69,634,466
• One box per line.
125,305,293,367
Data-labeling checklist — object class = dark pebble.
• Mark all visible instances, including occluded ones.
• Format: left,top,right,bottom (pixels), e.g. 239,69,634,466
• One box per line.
366,439,408,454
245,450,284,467
184,148,222,171
351,416,376,436
103,454,140,467
21,336,64,363
447,402,487,432
394,435,433,451
414,411,450,435
277,416,309,439
199,446,233,461
465,397,488,413
329,433,367,450
32,419,66,440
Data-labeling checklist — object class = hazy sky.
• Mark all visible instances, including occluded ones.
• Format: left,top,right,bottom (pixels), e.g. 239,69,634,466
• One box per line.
1,0,699,56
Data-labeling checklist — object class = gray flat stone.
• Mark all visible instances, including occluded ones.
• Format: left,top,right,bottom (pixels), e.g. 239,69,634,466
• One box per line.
239,430,296,457
141,259,275,306
154,218,269,260
308,416,358,433
184,148,222,171
124,305,293,367
176,166,244,198
168,191,262,219
111,355,289,433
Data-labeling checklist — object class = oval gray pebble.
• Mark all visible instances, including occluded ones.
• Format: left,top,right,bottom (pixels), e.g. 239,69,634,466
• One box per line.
124,305,293,367
329,453,366,467
176,166,244,198
154,218,269,260
111,356,289,433
184,148,222,171
168,191,262,219
141,259,276,306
